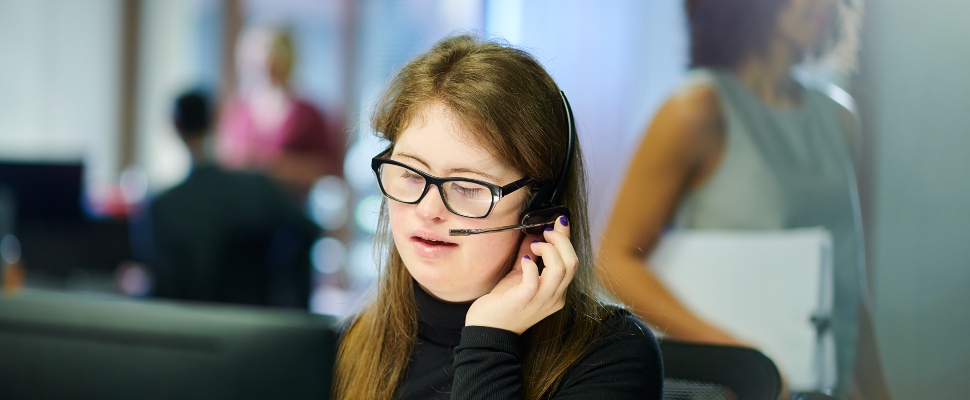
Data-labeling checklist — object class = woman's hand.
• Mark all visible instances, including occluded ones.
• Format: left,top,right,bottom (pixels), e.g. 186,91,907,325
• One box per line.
465,215,577,334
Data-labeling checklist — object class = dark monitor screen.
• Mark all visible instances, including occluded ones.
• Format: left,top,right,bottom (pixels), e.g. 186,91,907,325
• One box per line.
0,290,336,400
0,161,84,223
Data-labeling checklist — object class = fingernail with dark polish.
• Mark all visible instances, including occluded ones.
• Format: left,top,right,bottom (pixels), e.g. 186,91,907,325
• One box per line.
544,225,554,231
532,240,539,244
559,215,569,226
524,255,531,260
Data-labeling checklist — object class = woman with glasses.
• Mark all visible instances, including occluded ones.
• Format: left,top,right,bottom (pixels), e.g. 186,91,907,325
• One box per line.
333,34,663,399
598,0,891,398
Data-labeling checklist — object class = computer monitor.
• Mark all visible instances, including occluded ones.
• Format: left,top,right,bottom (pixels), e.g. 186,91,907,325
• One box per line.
0,161,84,224
0,289,337,400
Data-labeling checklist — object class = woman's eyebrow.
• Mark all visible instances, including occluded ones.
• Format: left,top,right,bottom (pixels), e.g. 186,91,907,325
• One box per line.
395,152,500,181
394,152,431,170
449,167,499,182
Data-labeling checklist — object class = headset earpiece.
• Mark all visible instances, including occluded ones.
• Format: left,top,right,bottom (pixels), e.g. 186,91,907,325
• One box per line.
447,91,576,237
518,91,576,233
521,205,570,235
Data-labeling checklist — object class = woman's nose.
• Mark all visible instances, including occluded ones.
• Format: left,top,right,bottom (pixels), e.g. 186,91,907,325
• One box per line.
415,185,448,220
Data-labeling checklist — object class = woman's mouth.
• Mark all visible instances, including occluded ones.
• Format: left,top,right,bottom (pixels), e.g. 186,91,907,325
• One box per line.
410,234,458,259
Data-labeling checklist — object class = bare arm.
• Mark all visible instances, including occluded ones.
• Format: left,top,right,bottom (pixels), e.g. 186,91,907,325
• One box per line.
597,82,742,345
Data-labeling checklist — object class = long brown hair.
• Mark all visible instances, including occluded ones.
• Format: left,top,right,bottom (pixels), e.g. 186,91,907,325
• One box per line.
334,34,617,399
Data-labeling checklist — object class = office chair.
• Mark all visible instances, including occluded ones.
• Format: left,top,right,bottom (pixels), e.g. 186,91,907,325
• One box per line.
790,393,837,400
660,339,782,400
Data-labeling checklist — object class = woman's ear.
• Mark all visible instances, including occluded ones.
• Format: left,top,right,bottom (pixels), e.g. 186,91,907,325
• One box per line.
510,231,542,271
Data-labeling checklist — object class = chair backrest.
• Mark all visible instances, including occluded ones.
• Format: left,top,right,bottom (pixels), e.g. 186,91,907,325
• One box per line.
650,229,836,392
660,340,782,400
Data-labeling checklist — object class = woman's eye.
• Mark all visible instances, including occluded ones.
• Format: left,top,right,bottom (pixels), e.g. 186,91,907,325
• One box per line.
452,183,485,198
401,170,423,183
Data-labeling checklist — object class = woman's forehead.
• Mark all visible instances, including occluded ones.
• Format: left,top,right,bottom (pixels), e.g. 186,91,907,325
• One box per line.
393,102,519,180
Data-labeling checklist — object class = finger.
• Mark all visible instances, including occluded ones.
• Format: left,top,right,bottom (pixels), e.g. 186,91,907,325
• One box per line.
553,214,571,237
541,217,578,273
542,215,578,299
530,240,566,304
518,254,541,302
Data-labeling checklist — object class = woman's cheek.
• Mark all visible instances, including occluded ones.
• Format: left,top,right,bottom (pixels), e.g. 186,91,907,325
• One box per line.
471,230,521,272
386,202,411,247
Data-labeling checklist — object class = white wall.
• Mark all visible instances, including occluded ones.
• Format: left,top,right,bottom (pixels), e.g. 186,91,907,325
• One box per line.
0,0,121,190
864,1,970,398
489,0,688,240
136,0,202,192
0,0,207,195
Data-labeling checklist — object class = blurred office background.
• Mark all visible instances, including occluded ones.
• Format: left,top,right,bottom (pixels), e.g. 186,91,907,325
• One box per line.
0,0,966,398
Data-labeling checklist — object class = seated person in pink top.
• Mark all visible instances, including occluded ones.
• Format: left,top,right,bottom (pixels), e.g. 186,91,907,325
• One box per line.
218,26,345,198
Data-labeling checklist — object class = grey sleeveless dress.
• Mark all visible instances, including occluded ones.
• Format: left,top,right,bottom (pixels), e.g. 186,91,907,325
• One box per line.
675,68,866,396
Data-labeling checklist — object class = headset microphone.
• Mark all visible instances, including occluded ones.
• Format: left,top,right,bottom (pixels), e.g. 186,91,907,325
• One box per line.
449,90,576,237
447,220,555,236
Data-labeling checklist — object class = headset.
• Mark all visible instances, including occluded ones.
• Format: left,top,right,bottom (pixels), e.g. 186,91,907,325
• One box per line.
449,90,575,236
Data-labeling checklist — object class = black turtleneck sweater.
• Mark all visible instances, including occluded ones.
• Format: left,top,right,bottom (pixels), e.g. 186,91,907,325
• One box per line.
397,285,663,399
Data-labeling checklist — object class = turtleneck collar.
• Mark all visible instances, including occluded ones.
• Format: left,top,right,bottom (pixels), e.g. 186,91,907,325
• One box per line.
413,282,473,346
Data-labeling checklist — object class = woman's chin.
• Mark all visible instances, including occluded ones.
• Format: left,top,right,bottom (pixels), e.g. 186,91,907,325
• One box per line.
412,275,486,303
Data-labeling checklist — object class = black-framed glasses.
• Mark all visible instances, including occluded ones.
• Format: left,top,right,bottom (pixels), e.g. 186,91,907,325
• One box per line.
371,153,532,218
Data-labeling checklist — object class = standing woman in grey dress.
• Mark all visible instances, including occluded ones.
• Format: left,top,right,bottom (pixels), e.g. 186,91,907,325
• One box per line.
597,0,891,398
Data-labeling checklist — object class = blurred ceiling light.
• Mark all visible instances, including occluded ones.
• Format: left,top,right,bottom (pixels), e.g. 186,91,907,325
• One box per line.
119,166,148,205
0,235,21,265
354,194,383,235
343,132,386,193
308,175,350,230
311,236,346,275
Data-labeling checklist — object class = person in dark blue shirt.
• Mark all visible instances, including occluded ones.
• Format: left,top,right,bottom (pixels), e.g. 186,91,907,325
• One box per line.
132,89,319,309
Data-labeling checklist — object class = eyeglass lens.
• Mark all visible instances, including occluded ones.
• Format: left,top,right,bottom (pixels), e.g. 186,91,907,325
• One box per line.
378,163,494,217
